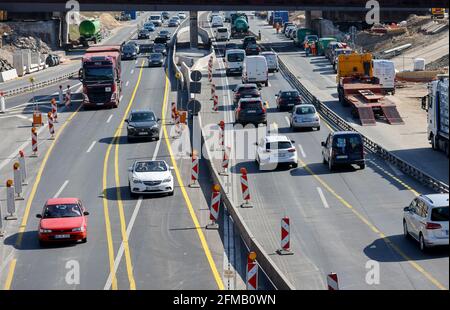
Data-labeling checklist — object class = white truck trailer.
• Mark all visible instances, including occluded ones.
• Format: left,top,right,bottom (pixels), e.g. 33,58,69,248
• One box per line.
426,75,449,156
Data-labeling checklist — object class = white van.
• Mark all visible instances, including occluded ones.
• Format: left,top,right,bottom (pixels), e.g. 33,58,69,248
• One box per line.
242,55,269,86
211,15,224,28
215,27,230,41
260,51,279,72
225,49,245,76
372,59,396,94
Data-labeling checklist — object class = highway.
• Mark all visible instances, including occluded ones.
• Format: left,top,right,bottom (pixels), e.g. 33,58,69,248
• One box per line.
199,11,449,289
0,13,228,290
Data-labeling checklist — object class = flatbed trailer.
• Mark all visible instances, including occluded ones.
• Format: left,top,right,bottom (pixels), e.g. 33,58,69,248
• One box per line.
339,77,404,126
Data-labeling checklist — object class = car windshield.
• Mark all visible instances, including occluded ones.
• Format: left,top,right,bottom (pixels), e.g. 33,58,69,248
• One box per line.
135,161,167,172
123,45,136,52
333,135,362,150
281,91,299,98
431,206,449,221
150,16,160,20
218,28,228,33
237,86,257,93
247,44,257,49
296,106,315,114
154,44,164,49
84,66,114,81
160,31,169,35
227,53,245,62
266,141,292,150
130,112,156,122
150,53,162,59
43,204,82,218
226,43,238,49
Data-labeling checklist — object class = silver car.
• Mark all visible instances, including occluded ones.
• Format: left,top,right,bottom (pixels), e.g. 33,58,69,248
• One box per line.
403,194,449,251
290,104,320,131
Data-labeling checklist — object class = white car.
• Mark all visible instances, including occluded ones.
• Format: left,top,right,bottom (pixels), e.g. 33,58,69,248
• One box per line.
128,160,174,196
177,12,187,19
290,104,320,131
260,51,279,72
211,15,224,27
215,27,230,41
403,194,449,251
255,135,298,170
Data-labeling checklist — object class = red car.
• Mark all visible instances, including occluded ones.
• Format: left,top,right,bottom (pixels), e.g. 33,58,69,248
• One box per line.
36,198,89,245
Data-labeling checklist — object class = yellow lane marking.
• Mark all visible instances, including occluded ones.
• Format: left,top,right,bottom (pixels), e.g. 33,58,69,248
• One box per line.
5,104,82,290
3,259,16,290
298,158,447,290
161,74,225,290
103,60,145,290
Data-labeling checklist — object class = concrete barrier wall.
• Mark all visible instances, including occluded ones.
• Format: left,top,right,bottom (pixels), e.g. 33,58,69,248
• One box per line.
0,69,18,82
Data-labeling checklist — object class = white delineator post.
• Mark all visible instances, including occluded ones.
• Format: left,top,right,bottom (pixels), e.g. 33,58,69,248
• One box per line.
51,98,58,123
18,150,27,185
277,217,294,255
47,111,55,139
219,146,230,176
240,167,253,208
13,162,24,201
5,180,17,220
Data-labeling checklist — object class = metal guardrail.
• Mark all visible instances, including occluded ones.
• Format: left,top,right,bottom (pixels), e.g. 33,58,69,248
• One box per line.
3,70,79,98
278,58,449,194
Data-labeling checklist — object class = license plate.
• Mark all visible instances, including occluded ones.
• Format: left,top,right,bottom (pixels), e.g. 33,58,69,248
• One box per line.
138,132,148,135
54,234,70,239
336,155,348,159
96,102,103,106
105,87,111,92
247,110,256,113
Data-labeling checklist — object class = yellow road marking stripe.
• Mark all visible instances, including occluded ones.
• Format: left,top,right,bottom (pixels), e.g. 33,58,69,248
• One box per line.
103,60,145,290
3,259,16,290
161,74,225,290
298,158,447,290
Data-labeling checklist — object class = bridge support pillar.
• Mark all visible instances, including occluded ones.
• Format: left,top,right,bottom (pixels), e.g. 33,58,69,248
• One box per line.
190,11,198,49
305,10,312,28
60,12,69,47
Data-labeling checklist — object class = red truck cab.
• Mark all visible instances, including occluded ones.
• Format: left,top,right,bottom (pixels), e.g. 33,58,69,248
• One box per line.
79,45,122,108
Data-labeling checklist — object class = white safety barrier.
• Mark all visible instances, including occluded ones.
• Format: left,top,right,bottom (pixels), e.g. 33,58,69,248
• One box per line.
189,150,200,188
31,127,38,157
206,184,221,230
18,150,27,185
0,91,6,113
13,162,24,201
240,167,253,208
5,180,17,220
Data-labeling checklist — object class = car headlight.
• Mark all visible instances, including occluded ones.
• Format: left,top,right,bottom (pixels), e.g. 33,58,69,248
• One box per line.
128,125,135,130
72,227,84,232
151,123,159,128
162,176,172,183
40,229,52,233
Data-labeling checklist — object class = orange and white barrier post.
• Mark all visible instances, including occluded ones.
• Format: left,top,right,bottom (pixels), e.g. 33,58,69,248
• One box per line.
216,120,225,151
327,273,339,290
206,184,221,230
171,102,177,124
5,180,17,220
240,167,253,208
0,91,6,113
189,150,200,188
219,146,230,176
47,112,55,140
13,162,24,201
18,150,27,185
51,98,58,123
213,95,219,112
31,127,38,157
65,85,71,107
277,217,294,255
246,252,258,290
210,83,216,100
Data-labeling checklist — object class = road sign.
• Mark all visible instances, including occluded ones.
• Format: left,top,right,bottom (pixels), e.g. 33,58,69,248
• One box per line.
190,70,202,82
187,99,202,116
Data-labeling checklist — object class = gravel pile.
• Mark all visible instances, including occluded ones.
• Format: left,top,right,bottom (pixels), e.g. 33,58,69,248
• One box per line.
425,54,449,71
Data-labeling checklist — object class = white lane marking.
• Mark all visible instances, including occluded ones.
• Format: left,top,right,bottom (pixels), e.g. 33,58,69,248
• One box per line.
54,180,69,198
15,115,29,120
317,187,330,209
106,114,113,123
125,81,130,87
119,95,123,102
130,69,134,74
297,144,306,158
387,162,404,176
135,60,138,65
284,116,290,127
86,141,96,153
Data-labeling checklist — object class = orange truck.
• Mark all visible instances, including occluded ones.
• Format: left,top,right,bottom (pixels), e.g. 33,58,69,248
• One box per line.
79,45,122,108
336,53,403,126
431,8,445,19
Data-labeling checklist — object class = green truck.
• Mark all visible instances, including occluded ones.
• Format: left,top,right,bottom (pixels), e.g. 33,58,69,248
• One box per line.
317,37,337,56
294,28,315,47
79,19,102,46
231,13,250,38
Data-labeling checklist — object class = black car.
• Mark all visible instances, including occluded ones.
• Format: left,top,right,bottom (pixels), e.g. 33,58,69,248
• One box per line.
242,36,257,50
153,43,167,55
148,52,164,67
225,42,238,50
245,43,260,56
158,30,171,40
138,29,150,40
121,44,138,60
126,110,161,141
233,84,260,106
162,11,170,19
154,36,168,46
321,131,365,171
276,90,302,111
235,98,267,126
